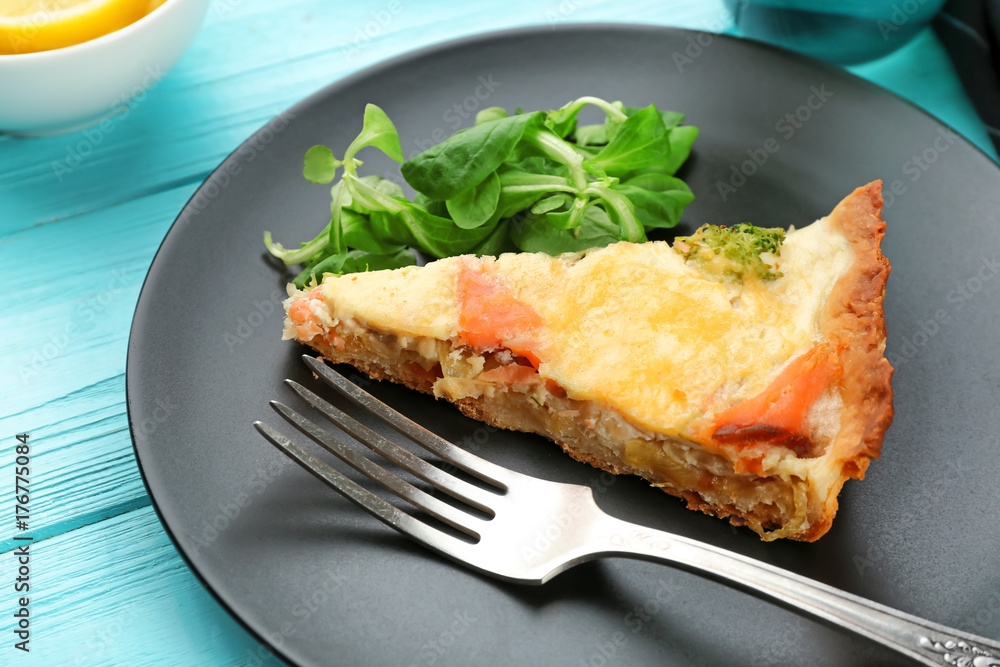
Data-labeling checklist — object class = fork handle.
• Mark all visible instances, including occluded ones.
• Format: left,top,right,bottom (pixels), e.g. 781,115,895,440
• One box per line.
596,517,1000,666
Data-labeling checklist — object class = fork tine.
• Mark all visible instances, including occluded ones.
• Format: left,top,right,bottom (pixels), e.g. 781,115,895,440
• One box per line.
285,379,497,515
303,355,512,489
253,421,467,552
269,401,482,538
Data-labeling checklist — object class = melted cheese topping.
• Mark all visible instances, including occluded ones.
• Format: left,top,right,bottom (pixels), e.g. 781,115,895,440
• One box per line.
297,216,852,437
312,262,459,339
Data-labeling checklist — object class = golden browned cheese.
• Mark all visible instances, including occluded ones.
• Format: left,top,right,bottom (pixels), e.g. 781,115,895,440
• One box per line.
293,217,852,439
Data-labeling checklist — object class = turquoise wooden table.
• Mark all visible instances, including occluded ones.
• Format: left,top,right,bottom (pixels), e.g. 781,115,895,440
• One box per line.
1,1,996,665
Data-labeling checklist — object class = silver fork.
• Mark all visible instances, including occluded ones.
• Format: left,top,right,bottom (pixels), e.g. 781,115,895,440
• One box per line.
255,355,1000,667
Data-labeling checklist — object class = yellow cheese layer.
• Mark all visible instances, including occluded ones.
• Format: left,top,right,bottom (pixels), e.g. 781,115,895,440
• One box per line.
300,216,852,437
315,261,459,339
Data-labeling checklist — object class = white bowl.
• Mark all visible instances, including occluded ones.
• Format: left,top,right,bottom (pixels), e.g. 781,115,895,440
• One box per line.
0,0,210,136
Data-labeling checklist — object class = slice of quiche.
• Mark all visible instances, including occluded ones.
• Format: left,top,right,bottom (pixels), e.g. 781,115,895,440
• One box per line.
282,181,893,541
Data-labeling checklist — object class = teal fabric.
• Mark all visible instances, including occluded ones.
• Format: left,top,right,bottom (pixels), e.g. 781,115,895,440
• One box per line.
0,1,994,665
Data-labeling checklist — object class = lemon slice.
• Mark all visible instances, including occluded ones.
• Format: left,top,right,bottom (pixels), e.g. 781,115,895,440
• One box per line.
0,0,157,55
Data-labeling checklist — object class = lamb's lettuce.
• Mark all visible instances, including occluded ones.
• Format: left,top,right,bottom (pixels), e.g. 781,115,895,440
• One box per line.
265,97,698,287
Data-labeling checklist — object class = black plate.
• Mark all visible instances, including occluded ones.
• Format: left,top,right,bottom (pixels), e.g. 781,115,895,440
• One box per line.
127,25,1000,667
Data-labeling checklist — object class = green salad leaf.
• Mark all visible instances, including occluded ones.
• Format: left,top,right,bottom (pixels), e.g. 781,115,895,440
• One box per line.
401,112,543,200
266,96,699,285
613,173,694,229
344,103,405,164
446,171,501,229
511,206,620,254
583,105,670,175
302,146,341,184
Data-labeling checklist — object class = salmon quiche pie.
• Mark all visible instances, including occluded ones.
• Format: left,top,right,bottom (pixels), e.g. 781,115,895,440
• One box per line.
282,181,893,541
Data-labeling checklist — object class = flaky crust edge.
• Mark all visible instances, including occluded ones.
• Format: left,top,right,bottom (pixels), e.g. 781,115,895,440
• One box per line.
800,180,894,541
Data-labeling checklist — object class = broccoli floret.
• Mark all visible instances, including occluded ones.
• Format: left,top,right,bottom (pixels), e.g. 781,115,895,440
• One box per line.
673,223,786,281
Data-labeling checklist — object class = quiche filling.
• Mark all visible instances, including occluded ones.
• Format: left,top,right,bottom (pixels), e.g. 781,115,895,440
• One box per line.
282,182,893,541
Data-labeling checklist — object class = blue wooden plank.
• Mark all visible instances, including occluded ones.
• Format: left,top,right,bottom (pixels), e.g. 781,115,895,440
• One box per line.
0,374,150,555
1,184,196,415
0,185,203,556
12,506,266,667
